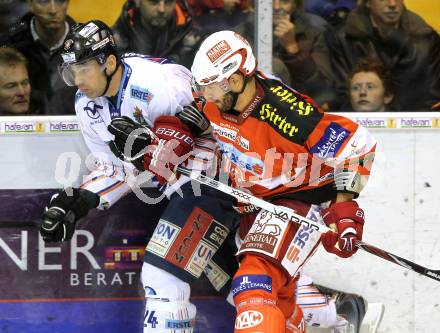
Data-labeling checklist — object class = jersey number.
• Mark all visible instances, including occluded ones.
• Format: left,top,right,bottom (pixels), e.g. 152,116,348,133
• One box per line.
144,310,159,328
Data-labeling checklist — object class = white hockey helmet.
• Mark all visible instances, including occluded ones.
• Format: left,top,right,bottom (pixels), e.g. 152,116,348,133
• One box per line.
191,30,257,89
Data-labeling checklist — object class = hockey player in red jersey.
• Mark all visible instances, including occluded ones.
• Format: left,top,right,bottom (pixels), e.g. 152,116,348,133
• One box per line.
187,31,377,333
107,29,377,331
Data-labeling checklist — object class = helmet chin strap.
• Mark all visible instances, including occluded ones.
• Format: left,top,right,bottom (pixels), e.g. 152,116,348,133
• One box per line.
101,62,120,97
227,75,250,113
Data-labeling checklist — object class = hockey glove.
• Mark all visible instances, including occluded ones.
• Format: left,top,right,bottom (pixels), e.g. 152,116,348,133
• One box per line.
320,201,365,258
107,116,153,171
40,188,100,243
177,102,210,136
143,115,195,184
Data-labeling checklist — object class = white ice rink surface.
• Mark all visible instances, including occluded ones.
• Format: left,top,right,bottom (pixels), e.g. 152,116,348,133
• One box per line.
305,129,440,333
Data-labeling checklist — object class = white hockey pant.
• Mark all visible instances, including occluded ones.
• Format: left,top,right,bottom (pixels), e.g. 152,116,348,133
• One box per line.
142,263,196,333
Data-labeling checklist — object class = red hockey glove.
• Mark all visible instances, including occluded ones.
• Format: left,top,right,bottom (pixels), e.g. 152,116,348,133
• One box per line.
320,201,365,258
143,116,194,184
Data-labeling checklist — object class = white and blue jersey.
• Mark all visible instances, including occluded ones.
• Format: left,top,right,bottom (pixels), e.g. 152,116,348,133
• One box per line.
74,54,217,209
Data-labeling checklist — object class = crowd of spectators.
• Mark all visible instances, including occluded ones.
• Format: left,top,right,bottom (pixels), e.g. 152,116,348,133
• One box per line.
0,0,438,115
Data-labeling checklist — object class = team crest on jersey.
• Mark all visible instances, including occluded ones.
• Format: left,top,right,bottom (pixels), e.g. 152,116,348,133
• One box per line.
133,106,147,125
83,101,103,120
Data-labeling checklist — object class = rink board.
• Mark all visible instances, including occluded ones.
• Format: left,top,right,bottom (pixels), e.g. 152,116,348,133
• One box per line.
0,299,235,333
1,113,440,333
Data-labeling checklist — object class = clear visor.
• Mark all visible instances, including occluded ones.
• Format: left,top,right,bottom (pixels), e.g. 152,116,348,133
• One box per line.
192,77,231,102
58,57,106,87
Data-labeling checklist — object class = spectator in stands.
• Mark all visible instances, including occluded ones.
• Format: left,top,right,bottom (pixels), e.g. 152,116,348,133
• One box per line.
304,0,356,27
430,36,440,110
0,0,28,34
348,57,394,112
0,48,42,115
187,0,249,16
0,0,76,115
236,0,333,106
190,0,253,34
326,0,440,111
112,0,204,69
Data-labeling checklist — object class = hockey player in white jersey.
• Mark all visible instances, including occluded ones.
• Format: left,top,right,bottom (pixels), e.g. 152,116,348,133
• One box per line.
39,20,240,333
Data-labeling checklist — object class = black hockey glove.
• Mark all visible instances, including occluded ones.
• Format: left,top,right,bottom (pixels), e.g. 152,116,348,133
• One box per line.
107,116,152,171
40,188,100,243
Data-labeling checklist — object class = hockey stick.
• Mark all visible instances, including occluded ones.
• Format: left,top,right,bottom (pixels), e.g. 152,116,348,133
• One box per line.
176,165,440,283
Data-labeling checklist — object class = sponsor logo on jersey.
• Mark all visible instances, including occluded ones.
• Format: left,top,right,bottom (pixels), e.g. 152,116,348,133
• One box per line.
146,219,180,258
310,122,349,158
84,101,103,120
182,218,229,278
165,208,214,277
235,310,264,329
241,210,286,255
218,141,264,176
185,241,216,277
204,261,230,292
292,224,314,250
206,40,231,63
211,123,250,150
242,94,263,120
259,103,300,137
130,85,153,102
204,221,229,248
270,85,315,116
165,319,194,329
231,274,272,297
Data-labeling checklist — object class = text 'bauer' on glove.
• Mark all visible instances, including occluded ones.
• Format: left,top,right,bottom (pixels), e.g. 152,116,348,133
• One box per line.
320,200,365,258
39,188,100,243
142,115,195,184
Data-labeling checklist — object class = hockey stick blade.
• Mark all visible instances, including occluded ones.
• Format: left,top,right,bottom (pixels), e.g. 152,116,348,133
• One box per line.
177,166,440,283
355,241,440,282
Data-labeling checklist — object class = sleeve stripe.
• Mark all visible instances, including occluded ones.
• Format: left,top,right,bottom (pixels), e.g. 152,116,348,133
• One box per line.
97,180,125,196
80,175,109,189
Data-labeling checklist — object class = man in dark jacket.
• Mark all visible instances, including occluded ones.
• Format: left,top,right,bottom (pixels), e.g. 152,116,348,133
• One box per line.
326,0,440,111
112,0,204,69
236,0,334,107
0,0,77,115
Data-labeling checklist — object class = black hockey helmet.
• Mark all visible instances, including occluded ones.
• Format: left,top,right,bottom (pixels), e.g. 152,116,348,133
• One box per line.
59,20,118,87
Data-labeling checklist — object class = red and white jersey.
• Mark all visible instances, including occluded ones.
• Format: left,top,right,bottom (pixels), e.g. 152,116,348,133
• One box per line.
203,73,376,203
